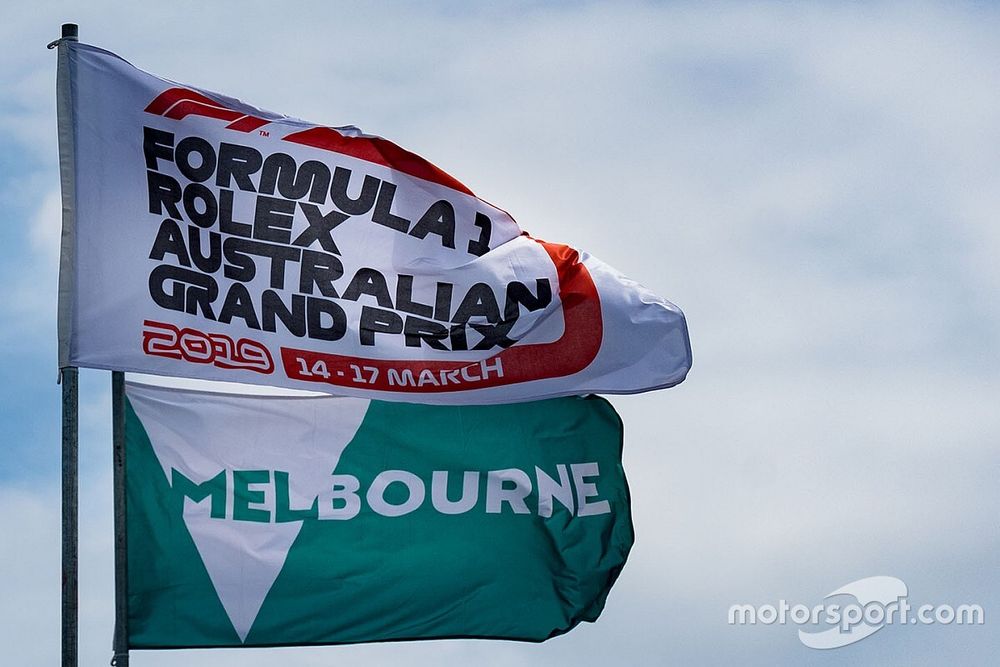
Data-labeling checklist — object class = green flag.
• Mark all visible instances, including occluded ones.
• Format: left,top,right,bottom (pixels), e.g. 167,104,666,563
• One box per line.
125,382,633,648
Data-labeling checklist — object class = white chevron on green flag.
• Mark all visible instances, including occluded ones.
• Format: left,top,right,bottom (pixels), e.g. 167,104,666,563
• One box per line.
124,382,633,648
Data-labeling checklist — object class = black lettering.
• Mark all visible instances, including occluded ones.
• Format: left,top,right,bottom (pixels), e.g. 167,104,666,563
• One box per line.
148,264,218,319
218,283,261,329
250,240,301,290
216,142,262,192
253,195,296,244
147,171,182,219
359,306,403,346
261,153,331,204
187,226,221,273
395,275,433,318
434,282,453,321
371,181,410,232
219,283,260,329
343,268,393,307
182,183,218,228
504,279,552,320
175,136,216,183
143,126,174,170
261,290,306,337
298,249,343,297
308,297,348,341
404,317,449,350
218,237,299,288
149,219,191,267
219,189,253,238
409,200,455,248
222,237,257,282
292,204,348,254
467,212,492,257
331,166,379,215
470,320,517,350
449,323,468,351
452,283,500,324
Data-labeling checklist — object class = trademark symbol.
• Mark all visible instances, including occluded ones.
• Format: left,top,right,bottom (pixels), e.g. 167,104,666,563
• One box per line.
259,130,269,137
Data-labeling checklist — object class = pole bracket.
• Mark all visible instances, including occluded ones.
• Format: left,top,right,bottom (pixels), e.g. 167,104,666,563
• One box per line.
49,23,79,49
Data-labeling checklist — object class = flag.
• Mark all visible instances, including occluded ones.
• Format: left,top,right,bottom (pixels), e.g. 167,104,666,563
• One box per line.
124,382,633,647
57,42,691,404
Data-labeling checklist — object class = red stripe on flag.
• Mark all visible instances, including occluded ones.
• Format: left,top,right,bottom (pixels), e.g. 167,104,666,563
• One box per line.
163,99,242,123
145,87,225,115
282,127,475,196
145,87,270,133
226,115,271,133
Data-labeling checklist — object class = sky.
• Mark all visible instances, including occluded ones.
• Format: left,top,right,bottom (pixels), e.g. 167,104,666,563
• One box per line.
1,1,998,664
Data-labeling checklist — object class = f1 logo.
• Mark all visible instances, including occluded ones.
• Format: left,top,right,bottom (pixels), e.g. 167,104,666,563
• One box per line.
145,87,270,133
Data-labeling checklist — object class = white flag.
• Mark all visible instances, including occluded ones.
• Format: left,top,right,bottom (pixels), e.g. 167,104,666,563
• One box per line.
57,42,690,403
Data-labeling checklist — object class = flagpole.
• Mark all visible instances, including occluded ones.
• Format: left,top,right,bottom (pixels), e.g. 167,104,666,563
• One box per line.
61,367,78,667
111,371,129,666
51,22,79,667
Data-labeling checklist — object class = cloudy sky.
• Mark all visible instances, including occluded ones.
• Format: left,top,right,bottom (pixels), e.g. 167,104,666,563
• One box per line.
1,1,998,664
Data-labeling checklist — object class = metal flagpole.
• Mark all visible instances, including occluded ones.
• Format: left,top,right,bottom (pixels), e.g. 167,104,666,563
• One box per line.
51,22,79,667
111,371,129,666
61,367,78,667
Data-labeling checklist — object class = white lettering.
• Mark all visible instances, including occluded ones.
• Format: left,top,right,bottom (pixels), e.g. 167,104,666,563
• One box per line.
318,474,361,520
486,468,532,514
367,470,425,517
572,462,610,516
